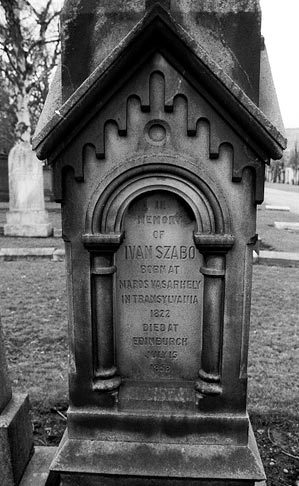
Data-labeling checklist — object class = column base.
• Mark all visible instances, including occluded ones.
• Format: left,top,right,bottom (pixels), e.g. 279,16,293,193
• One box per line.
0,393,34,486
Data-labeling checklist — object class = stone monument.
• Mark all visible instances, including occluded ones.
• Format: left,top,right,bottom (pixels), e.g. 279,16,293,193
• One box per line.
33,1,286,484
0,318,33,486
4,123,52,237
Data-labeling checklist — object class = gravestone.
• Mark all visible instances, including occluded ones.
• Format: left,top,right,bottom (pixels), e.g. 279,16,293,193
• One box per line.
4,135,52,237
33,1,286,485
0,318,33,486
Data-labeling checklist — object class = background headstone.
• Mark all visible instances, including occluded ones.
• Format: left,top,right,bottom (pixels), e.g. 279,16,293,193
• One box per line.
4,139,52,237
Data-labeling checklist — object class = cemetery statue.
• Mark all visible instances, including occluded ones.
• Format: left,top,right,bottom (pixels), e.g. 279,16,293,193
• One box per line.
4,121,52,237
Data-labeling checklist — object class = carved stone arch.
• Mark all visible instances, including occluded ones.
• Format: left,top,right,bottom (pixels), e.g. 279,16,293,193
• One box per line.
86,159,232,236
82,158,235,394
96,176,215,236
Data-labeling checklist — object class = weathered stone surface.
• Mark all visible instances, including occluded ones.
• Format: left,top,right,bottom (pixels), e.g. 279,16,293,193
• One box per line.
4,220,52,237
19,447,58,486
31,1,290,484
0,320,34,485
54,426,264,484
259,38,285,135
60,0,261,104
33,1,285,163
0,318,12,413
0,394,33,486
116,193,202,384
61,477,258,486
4,141,52,237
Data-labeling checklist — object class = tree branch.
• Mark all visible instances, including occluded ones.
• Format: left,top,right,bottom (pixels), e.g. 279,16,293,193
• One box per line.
19,0,40,19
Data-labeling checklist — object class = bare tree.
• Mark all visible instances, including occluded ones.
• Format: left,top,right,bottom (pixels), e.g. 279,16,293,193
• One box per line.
0,79,16,152
0,0,61,144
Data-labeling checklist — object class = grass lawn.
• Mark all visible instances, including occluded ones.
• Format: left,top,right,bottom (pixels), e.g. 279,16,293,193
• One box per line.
265,182,299,194
0,260,298,484
257,205,299,253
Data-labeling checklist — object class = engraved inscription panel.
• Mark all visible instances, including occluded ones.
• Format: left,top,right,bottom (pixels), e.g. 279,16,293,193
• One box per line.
116,191,203,381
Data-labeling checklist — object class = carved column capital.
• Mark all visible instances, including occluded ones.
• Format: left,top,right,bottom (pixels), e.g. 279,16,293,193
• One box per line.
82,232,124,252
193,233,235,254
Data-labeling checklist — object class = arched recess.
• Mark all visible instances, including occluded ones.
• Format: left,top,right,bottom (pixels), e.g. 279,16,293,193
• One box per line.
88,164,229,235
82,163,235,396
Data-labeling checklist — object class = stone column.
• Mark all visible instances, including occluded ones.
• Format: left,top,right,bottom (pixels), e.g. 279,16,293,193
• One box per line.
4,140,52,237
0,318,33,485
83,233,123,392
194,234,234,396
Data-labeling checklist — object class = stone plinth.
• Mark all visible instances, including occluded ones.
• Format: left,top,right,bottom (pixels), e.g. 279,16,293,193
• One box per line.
4,141,52,237
0,394,33,486
5,210,52,237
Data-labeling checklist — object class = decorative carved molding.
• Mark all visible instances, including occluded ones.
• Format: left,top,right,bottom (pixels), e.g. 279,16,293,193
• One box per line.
86,161,231,236
82,233,124,251
194,234,235,254
52,53,267,203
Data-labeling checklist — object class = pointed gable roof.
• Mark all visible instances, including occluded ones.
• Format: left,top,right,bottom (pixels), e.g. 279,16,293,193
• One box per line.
33,4,286,161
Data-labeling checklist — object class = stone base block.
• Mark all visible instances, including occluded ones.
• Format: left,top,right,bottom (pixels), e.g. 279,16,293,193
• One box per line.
4,210,53,237
61,476,258,486
4,223,53,237
19,446,59,486
51,423,265,486
0,393,33,486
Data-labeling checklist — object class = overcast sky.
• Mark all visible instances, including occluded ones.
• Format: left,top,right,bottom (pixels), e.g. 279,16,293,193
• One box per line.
260,0,299,128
